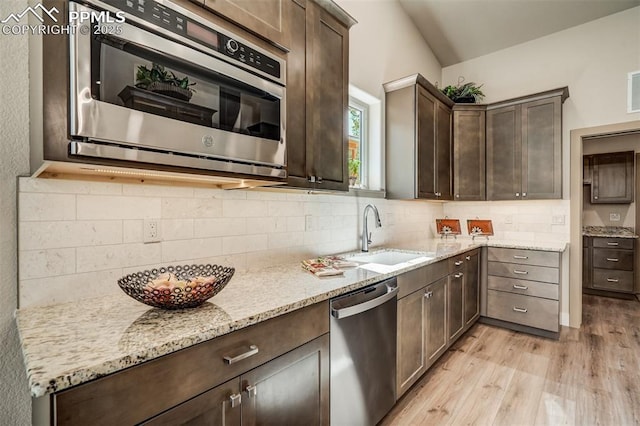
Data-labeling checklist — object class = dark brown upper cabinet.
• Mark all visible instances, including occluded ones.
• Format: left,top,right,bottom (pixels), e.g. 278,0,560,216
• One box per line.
384,74,455,200
453,105,486,201
486,88,568,200
197,0,291,50
285,0,356,191
589,151,634,203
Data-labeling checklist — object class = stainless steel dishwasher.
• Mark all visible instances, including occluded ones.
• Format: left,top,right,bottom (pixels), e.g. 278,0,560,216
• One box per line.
330,277,398,425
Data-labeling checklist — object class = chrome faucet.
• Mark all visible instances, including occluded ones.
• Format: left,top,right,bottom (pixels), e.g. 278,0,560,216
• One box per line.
362,204,382,252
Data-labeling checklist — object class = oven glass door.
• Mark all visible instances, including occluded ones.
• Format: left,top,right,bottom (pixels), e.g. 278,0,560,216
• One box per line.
69,2,286,170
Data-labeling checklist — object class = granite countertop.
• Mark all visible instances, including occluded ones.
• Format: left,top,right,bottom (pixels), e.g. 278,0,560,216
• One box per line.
582,225,638,238
16,238,567,398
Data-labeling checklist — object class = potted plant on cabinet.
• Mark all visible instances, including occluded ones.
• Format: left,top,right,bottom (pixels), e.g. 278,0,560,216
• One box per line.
441,77,485,103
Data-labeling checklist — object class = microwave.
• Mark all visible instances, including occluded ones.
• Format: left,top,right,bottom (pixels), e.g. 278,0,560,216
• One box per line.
38,0,287,181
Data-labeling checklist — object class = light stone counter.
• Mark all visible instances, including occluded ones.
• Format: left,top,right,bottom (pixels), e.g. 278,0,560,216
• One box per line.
582,225,638,239
16,238,567,398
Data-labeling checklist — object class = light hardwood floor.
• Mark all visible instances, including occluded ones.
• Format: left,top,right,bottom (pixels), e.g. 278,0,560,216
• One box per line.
381,295,640,426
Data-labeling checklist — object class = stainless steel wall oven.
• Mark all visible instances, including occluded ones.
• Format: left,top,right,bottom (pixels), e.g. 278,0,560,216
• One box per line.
40,0,286,180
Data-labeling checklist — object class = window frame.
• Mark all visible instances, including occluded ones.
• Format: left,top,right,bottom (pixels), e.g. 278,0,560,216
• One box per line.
348,96,369,188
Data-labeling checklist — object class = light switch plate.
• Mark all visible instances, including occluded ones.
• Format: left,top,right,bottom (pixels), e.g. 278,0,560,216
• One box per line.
504,215,513,224
610,213,621,222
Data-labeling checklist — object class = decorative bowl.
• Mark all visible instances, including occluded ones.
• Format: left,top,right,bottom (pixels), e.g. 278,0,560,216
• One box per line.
118,264,235,309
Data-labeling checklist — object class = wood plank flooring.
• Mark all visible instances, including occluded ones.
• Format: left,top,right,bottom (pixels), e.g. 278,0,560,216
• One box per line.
381,295,640,426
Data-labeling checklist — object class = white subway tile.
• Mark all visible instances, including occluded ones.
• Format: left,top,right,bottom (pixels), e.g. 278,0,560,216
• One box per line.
304,202,333,216
161,198,222,219
268,232,304,249
162,219,195,240
194,218,245,238
19,193,76,221
303,230,332,245
267,201,304,217
122,184,194,198
246,217,278,234
18,177,122,195
287,216,305,232
161,238,222,263
246,189,288,201
19,248,76,280
19,269,124,308
19,221,123,250
76,243,162,273
123,220,143,243
223,234,267,254
77,195,161,220
223,199,268,217
192,187,225,199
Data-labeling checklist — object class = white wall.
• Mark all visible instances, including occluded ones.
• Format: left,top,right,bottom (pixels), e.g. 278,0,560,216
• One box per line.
0,0,32,422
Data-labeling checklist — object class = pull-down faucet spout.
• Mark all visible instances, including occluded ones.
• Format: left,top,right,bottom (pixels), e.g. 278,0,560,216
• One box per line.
362,204,382,252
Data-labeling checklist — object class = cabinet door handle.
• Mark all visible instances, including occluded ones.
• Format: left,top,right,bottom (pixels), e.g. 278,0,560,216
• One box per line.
513,255,528,260
515,192,520,197
229,393,242,408
513,284,528,290
607,242,619,246
465,256,471,261
245,385,257,398
454,272,464,278
594,196,599,200
454,260,463,266
606,258,619,262
522,192,527,197
513,270,528,275
424,290,433,299
223,345,259,364
513,306,528,313
606,278,620,283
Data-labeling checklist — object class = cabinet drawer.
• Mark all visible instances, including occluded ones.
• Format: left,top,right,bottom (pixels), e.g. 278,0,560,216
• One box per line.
55,301,330,426
592,269,634,292
592,248,634,271
592,238,634,250
487,276,558,300
487,290,559,332
488,261,559,284
487,247,560,267
397,260,448,299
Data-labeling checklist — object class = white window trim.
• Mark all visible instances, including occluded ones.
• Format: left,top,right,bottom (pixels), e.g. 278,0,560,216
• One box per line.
628,71,640,113
349,97,368,188
348,84,383,192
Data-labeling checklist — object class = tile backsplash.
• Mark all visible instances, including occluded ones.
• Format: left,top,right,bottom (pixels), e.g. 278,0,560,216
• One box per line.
18,178,443,308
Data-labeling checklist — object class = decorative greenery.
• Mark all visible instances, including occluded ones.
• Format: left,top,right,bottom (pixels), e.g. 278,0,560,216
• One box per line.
348,158,360,178
348,107,361,138
441,77,484,103
135,64,196,93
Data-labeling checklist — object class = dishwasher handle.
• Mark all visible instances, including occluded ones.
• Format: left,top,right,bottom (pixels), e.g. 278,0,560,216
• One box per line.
331,281,398,319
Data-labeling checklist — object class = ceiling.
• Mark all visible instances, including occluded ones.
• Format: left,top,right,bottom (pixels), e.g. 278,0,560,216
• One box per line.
398,0,640,67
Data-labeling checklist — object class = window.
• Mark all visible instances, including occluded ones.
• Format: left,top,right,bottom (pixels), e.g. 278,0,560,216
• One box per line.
348,85,382,191
348,99,367,188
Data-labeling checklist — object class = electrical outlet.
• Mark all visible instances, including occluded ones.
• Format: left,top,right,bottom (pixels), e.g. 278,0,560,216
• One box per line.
305,215,314,231
610,213,621,222
144,219,161,243
504,215,513,224
552,215,565,225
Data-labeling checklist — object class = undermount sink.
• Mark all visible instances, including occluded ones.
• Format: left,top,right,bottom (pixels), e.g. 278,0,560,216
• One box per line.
348,251,435,272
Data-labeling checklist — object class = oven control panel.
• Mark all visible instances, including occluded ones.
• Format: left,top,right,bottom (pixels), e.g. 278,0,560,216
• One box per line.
101,0,281,80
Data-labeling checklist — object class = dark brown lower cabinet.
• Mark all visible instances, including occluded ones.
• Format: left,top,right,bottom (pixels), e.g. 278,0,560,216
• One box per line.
145,335,329,426
396,250,480,399
46,302,329,426
583,236,635,295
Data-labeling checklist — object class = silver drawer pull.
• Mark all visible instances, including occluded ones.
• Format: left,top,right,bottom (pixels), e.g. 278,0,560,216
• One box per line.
513,270,528,275
606,258,619,262
513,306,528,313
607,242,619,246
224,345,259,364
513,255,528,260
513,284,528,290
606,278,620,283
454,272,464,278
454,260,463,266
